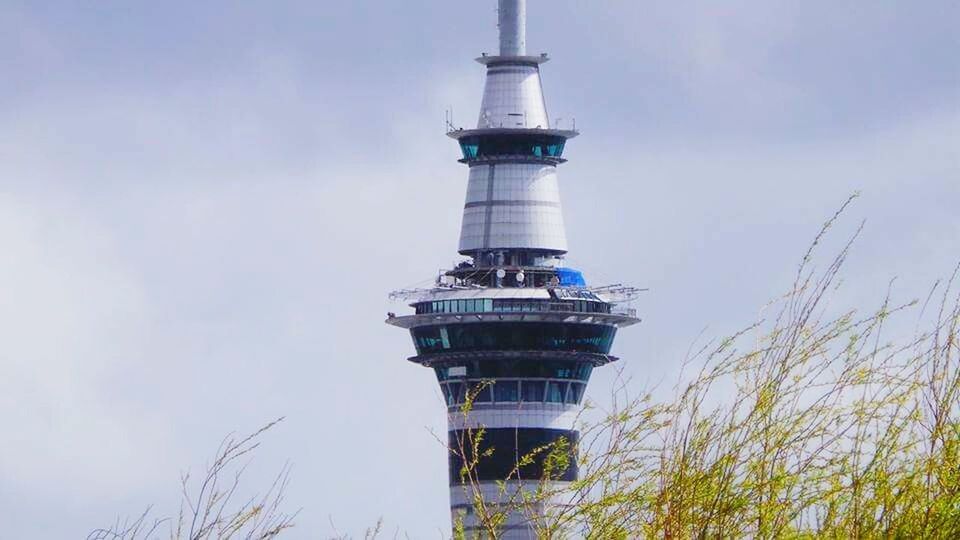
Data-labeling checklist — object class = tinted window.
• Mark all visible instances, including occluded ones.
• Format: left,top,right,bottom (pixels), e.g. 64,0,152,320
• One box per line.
494,380,520,403
411,322,616,355
457,134,567,160
546,381,567,403
448,428,578,484
568,383,584,404
414,299,611,315
473,383,492,403
433,359,594,381
448,383,465,405
522,381,545,402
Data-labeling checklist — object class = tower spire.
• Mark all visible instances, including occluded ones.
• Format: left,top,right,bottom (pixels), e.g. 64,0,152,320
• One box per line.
498,0,526,56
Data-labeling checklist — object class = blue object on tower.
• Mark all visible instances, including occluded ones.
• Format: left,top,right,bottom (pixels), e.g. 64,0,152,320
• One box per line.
555,267,586,287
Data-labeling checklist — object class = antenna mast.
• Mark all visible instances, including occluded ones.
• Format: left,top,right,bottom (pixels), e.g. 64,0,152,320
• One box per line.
498,0,526,56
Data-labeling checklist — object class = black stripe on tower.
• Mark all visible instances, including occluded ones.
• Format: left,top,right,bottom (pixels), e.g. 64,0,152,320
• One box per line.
447,428,579,486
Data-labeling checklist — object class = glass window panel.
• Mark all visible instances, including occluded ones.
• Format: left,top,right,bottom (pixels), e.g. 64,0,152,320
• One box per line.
461,143,479,159
522,380,545,402
473,383,492,403
546,381,567,403
432,360,595,381
439,326,451,349
467,134,567,159
568,383,584,404
448,382,464,405
411,323,616,354
577,363,593,380
494,380,520,403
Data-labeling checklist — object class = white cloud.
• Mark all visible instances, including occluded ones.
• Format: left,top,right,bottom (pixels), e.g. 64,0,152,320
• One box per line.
0,194,173,495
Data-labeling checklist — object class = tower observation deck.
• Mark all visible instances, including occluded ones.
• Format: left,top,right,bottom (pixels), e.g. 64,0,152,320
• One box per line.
386,1,641,537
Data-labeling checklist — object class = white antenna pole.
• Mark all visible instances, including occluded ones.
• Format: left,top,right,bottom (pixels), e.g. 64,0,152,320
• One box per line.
498,0,526,56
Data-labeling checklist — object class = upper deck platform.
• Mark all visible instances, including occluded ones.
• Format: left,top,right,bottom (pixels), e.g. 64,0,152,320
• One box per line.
475,53,550,66
447,127,578,141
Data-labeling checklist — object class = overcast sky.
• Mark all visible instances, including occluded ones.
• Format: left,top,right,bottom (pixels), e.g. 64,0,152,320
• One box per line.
1,1,957,537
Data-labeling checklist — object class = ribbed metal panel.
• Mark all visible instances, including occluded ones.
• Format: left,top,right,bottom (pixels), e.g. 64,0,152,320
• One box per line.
458,163,567,254
477,64,549,129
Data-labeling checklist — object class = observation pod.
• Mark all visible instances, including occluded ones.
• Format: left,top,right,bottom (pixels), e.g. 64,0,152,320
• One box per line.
387,1,641,537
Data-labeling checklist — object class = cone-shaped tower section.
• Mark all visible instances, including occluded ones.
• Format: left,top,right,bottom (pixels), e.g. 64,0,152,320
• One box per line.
449,0,579,261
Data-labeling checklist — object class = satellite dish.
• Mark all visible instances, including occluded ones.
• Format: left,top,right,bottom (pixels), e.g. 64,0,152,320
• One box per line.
496,269,506,279
516,272,525,283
